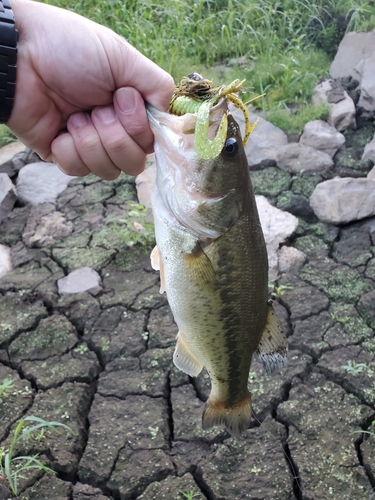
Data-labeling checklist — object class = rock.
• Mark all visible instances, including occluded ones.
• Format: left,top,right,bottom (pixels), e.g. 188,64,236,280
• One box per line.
135,163,156,207
137,474,206,500
57,267,101,296
0,173,17,223
11,147,40,172
362,132,375,163
0,141,26,176
23,210,74,247
16,161,76,204
231,106,288,168
368,166,375,180
358,51,375,114
276,191,315,222
277,246,306,275
312,79,356,131
256,195,299,280
300,120,345,157
73,482,109,500
330,30,375,80
0,244,11,278
326,80,346,104
245,116,288,168
312,79,333,106
358,289,375,329
275,143,333,173
310,177,375,224
328,91,356,131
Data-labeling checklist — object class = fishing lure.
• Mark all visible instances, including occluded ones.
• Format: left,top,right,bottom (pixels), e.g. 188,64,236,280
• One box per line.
169,73,258,160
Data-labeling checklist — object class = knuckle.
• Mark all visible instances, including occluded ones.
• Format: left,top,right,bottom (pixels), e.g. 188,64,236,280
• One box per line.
104,135,126,154
79,133,99,153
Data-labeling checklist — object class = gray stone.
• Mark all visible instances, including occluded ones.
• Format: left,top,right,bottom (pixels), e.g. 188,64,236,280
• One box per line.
0,141,27,176
0,244,11,278
368,166,375,180
256,195,299,280
233,107,288,167
310,177,375,224
16,161,76,204
362,133,375,164
328,91,356,131
300,120,345,157
57,267,101,296
275,142,333,173
0,173,17,223
358,51,375,114
312,79,333,106
312,80,356,131
330,30,375,80
23,210,74,247
277,246,306,275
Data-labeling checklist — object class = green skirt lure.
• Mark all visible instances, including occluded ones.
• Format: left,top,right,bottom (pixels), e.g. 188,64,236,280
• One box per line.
168,73,258,160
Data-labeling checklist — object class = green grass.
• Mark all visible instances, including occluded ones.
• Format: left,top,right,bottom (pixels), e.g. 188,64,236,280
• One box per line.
0,416,74,496
266,103,331,134
0,125,17,147
32,0,372,135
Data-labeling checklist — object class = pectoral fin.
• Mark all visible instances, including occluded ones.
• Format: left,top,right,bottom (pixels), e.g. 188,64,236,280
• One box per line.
256,303,288,374
184,242,217,290
150,245,166,294
173,332,204,377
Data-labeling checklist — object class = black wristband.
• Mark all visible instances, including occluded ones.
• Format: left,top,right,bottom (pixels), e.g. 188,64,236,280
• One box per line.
0,0,17,124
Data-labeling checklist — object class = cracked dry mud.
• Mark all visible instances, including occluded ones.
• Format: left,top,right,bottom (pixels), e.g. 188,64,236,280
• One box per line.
0,131,375,500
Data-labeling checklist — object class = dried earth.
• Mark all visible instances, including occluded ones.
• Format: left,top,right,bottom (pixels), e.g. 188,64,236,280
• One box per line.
0,121,375,499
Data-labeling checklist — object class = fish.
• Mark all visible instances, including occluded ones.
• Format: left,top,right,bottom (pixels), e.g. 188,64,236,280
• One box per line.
146,80,287,437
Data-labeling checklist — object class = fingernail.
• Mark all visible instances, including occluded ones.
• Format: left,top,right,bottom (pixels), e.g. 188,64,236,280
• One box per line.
116,87,136,114
95,106,117,124
69,112,89,129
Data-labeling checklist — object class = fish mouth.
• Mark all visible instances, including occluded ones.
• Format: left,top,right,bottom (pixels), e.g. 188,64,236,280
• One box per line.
146,98,228,148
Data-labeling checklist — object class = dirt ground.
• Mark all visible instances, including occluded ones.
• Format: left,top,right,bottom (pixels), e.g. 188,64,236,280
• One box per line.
0,118,375,499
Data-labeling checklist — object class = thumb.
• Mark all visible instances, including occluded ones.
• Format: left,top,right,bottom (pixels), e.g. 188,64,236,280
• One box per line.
109,36,175,112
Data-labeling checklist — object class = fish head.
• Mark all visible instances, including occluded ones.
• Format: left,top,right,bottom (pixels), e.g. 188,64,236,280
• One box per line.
147,99,250,239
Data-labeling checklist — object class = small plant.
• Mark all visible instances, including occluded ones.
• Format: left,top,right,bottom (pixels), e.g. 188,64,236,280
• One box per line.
101,337,110,352
113,202,155,248
269,283,293,298
180,489,200,499
74,344,89,355
342,360,367,376
0,379,15,404
0,416,74,496
353,420,375,441
148,426,159,439
329,313,350,324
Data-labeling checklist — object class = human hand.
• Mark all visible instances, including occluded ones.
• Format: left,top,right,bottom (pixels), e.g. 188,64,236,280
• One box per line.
7,0,174,178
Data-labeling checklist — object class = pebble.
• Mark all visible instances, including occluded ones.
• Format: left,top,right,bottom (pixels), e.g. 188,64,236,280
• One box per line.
57,267,102,296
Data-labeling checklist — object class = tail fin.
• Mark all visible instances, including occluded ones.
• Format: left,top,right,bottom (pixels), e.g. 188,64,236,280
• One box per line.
202,391,252,438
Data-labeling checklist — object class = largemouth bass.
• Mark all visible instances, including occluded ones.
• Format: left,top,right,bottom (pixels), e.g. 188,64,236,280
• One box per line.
147,78,287,437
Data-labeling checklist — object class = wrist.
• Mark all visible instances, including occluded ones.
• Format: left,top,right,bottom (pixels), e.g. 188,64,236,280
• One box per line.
0,0,18,123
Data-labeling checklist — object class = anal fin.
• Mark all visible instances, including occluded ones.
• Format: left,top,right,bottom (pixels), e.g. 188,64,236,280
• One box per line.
173,332,204,377
256,302,288,374
150,245,166,294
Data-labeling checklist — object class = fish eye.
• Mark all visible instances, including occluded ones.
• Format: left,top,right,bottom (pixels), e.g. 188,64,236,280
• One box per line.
222,137,238,158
